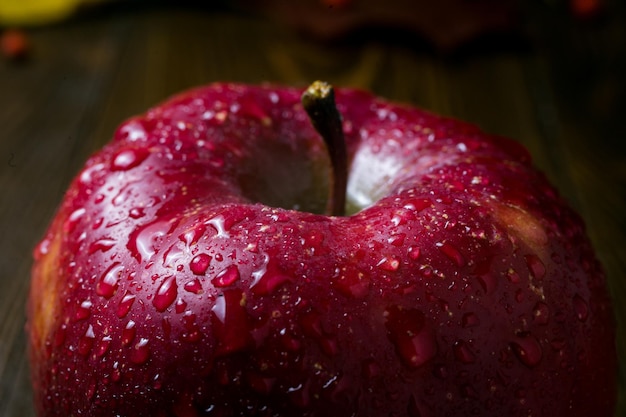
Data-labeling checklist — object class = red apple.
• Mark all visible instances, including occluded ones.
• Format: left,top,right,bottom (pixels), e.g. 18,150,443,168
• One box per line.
28,81,616,416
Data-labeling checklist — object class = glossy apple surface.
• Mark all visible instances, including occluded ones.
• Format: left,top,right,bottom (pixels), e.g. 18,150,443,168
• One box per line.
28,83,616,416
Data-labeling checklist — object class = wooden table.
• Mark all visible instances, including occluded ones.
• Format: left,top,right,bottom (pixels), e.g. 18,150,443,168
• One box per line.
1,3,624,415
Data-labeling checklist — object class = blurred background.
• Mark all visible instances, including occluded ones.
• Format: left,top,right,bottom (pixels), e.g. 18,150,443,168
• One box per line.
0,0,624,415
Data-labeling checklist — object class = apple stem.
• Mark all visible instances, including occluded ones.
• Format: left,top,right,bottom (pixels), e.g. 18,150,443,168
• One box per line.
302,81,347,217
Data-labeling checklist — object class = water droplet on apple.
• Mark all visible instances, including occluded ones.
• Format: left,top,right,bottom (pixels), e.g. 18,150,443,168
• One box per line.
184,278,204,294
319,336,339,356
122,320,136,346
34,237,51,259
403,197,432,212
64,207,86,233
206,215,229,238
175,298,188,314
130,338,150,364
212,265,241,288
532,301,550,325
461,312,480,328
97,262,123,298
453,340,476,364
74,299,92,321
408,245,421,260
510,332,542,367
573,294,589,321
384,306,437,368
507,268,521,284
88,238,116,254
302,229,325,254
54,324,67,347
334,267,370,299
190,253,211,275
78,324,96,356
211,289,252,355
525,254,546,280
129,207,146,219
95,336,112,357
377,256,400,272
163,244,184,268
111,148,149,171
433,364,448,379
153,275,178,312
129,218,176,262
86,378,97,401
116,292,136,318
111,362,122,382
251,256,292,295
361,358,381,379
181,311,202,342
437,242,466,267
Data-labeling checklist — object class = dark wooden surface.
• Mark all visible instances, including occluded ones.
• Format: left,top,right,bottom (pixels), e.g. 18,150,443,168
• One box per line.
0,3,624,416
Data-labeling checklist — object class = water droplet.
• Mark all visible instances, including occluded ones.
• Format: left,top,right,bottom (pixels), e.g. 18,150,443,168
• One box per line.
334,266,370,299
111,148,149,171
153,275,178,312
64,208,86,233
212,265,241,288
525,254,546,280
97,263,123,298
34,237,51,259
433,364,448,379
211,289,252,355
532,301,550,325
453,340,476,364
88,238,116,254
54,324,67,347
206,215,229,238
437,242,466,267
573,294,589,321
129,207,146,219
251,257,292,295
163,244,184,268
128,218,176,262
130,338,150,364
184,278,204,294
78,324,95,356
361,358,381,379
111,362,122,382
179,226,205,248
75,299,92,321
507,268,520,284
190,253,211,275
302,229,325,254
117,293,136,318
510,332,542,367
377,256,400,272
384,306,437,368
95,336,112,357
388,233,406,247
475,258,497,294
461,312,480,328
181,312,201,342
403,197,432,212
320,336,339,356
460,384,479,400
408,246,421,260
175,298,188,314
122,320,136,346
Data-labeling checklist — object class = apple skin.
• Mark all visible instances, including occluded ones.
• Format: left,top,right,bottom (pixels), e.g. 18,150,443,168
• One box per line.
28,83,616,417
